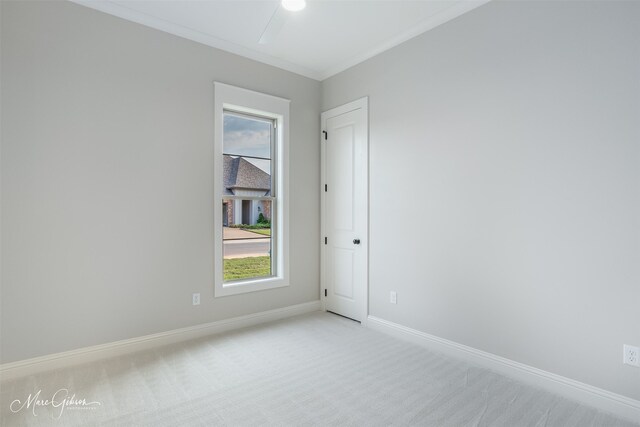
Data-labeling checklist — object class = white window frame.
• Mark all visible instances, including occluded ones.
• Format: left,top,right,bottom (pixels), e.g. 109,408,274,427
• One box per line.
214,82,290,297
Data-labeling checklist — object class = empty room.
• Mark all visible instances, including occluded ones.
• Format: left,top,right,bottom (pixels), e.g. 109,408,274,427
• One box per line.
1,0,639,425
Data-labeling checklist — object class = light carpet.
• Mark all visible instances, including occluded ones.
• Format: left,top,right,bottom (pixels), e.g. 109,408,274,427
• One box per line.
1,312,637,426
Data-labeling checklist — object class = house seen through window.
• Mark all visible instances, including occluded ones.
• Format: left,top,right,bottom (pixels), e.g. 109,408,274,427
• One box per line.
222,111,275,282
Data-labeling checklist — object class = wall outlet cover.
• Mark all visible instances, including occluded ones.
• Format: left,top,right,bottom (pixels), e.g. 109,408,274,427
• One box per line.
623,344,639,367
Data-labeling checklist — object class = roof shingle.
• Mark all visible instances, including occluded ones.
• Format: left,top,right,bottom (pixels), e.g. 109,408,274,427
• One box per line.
223,155,271,196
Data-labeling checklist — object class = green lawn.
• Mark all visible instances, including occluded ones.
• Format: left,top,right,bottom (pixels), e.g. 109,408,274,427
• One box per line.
224,256,271,281
244,228,271,237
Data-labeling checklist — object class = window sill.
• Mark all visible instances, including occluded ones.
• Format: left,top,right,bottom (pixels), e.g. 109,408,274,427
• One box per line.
215,276,289,297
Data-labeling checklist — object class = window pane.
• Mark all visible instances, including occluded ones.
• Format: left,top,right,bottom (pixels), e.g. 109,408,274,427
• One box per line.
223,112,273,195
223,112,272,161
222,111,275,283
222,199,273,282
223,155,271,197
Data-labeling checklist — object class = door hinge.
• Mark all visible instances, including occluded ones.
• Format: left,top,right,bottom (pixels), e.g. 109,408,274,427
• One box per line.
322,130,327,140
324,289,327,297
324,237,327,244
324,184,327,192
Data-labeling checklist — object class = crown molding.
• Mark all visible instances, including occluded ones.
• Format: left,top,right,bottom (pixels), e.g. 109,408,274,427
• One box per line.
70,0,491,82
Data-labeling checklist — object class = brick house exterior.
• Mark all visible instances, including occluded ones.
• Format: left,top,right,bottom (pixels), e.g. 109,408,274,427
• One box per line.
223,155,271,226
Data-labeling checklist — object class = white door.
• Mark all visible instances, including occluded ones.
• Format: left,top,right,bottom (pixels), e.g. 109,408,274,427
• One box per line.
321,98,368,322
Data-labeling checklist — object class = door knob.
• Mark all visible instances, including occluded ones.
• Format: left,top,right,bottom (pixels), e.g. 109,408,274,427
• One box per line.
353,239,361,245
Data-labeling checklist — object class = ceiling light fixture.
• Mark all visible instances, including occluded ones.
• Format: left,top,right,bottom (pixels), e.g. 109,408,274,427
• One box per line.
281,0,306,12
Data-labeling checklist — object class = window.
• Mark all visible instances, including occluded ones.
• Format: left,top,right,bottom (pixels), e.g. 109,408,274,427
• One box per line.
214,83,290,297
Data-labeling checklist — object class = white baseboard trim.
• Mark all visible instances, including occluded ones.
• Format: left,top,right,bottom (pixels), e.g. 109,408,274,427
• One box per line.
0,300,321,382
367,315,640,424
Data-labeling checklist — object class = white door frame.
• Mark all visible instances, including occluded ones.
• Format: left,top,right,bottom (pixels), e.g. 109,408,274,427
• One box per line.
320,97,369,325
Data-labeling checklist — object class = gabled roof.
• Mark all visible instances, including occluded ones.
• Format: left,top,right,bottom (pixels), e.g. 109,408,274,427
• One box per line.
223,155,271,196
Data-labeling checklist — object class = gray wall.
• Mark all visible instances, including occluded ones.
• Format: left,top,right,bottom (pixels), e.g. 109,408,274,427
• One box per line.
0,0,320,363
323,1,640,400
2,0,639,404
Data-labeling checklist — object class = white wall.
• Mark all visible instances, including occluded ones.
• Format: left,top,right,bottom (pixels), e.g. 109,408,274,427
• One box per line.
0,0,320,363
323,1,640,400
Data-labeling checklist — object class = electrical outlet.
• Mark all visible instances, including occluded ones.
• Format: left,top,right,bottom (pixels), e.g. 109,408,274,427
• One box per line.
390,291,397,304
192,293,200,306
623,345,639,367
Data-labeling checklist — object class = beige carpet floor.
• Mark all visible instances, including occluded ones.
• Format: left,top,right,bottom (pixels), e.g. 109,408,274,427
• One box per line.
1,312,638,426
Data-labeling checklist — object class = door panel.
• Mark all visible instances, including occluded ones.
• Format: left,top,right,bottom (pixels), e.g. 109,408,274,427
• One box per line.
332,248,354,299
321,98,368,322
330,126,354,231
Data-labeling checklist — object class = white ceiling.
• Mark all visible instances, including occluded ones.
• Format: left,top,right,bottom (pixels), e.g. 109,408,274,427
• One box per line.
71,0,490,81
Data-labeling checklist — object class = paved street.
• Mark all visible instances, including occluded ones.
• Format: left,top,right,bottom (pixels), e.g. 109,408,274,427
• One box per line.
222,227,271,259
224,238,271,258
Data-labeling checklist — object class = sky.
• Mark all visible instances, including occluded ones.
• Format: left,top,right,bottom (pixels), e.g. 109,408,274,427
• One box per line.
224,113,271,158
224,113,272,173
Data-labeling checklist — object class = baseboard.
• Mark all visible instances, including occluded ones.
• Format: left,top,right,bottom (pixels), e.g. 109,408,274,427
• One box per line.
0,300,321,382
367,315,640,424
